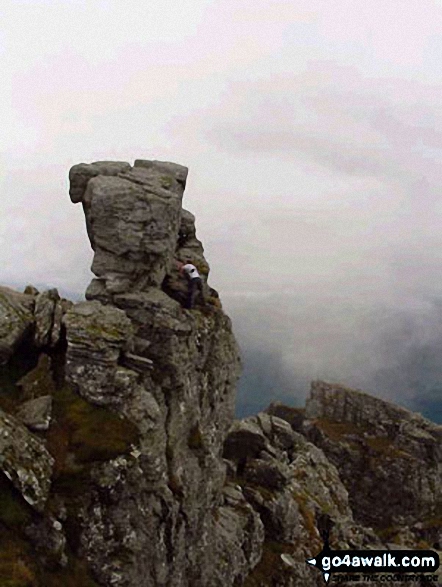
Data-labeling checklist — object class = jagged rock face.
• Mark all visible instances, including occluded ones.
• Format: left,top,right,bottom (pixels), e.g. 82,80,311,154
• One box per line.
0,285,71,365
69,159,190,300
62,159,245,586
34,288,64,348
0,408,54,511
303,381,442,533
63,300,135,406
223,413,384,587
0,286,34,365
64,296,242,586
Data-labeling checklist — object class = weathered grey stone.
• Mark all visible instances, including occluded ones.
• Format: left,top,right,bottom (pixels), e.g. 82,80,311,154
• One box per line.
303,381,442,537
0,286,34,364
50,298,64,347
133,159,189,187
268,414,297,450
63,300,134,405
211,496,265,586
64,158,259,586
75,161,185,299
16,395,52,431
85,278,112,304
176,210,209,269
34,288,60,347
69,160,131,203
0,407,54,511
224,418,267,461
121,352,154,372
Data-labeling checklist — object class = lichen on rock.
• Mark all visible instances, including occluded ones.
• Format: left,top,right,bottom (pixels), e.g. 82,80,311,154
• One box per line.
0,408,54,512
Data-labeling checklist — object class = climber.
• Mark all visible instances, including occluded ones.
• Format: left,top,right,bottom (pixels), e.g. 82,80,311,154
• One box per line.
178,260,205,309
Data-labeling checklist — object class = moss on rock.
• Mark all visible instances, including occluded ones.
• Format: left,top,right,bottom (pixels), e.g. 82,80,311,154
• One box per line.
46,385,139,474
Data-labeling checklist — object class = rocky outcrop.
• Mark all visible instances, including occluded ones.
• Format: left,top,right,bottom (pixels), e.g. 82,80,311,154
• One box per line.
63,300,135,406
223,413,383,587
0,160,440,587
302,381,442,536
69,159,190,301
0,286,34,364
63,159,245,586
0,408,54,511
0,285,72,366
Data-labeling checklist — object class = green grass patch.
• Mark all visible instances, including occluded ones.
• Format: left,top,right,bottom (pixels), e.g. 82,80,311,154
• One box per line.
314,418,368,442
0,530,37,587
46,385,139,476
365,436,410,459
0,475,34,530
39,557,100,587
0,525,100,587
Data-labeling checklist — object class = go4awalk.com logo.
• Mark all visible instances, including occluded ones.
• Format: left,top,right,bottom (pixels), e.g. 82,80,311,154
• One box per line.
306,540,440,584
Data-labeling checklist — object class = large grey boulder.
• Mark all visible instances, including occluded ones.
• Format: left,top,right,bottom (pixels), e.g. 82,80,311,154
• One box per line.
16,395,52,432
0,407,54,511
69,159,189,301
69,160,132,204
63,300,135,405
211,483,264,586
0,286,34,364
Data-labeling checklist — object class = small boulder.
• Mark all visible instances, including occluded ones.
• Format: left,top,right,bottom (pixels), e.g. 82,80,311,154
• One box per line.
16,395,53,431
0,286,34,365
69,160,131,204
0,408,54,512
224,419,267,461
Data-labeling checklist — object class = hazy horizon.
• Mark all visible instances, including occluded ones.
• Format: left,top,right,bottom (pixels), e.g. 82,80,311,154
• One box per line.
2,1,442,422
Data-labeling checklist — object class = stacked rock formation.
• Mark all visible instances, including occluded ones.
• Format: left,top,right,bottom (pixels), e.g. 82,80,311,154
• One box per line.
0,160,440,587
65,160,247,586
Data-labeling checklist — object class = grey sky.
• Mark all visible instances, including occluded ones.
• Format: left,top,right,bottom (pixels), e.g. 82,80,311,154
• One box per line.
2,1,442,416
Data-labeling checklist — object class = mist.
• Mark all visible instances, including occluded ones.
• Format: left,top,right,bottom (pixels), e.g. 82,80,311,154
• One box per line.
222,293,442,423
